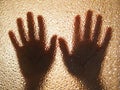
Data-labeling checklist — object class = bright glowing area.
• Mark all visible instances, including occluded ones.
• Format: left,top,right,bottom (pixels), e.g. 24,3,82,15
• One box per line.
0,0,119,89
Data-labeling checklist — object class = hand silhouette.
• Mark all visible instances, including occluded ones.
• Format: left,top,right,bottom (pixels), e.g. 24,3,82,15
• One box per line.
59,10,112,90
9,12,57,90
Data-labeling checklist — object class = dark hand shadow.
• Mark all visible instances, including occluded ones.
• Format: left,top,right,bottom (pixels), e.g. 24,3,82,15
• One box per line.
59,10,112,90
9,12,57,90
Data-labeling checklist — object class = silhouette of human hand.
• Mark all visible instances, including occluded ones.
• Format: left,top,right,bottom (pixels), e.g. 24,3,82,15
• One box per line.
59,10,112,90
9,12,57,90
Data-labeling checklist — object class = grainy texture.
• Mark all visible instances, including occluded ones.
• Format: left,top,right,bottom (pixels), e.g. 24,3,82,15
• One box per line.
0,0,120,90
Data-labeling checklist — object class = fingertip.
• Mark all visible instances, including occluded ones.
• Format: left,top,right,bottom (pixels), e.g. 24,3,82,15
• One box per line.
58,38,68,49
58,37,69,57
74,15,80,26
9,30,12,34
8,31,16,41
88,10,92,12
106,27,112,39
49,35,57,55
17,18,23,27
101,27,112,49
17,18,22,22
75,15,80,20
86,10,93,20
97,15,102,20
37,15,43,20
58,38,65,44
52,35,57,41
37,15,44,27
8,31,20,49
27,12,34,21
9,31,14,37
75,15,80,22
107,27,112,33
96,15,102,25
37,15,45,31
27,12,33,17
51,35,57,44
87,10,93,15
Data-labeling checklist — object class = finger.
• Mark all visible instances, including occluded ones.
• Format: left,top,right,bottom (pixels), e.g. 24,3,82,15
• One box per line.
17,18,27,45
73,15,81,49
84,10,93,40
59,38,70,59
9,31,20,50
37,15,46,48
48,35,57,57
27,12,35,41
101,27,112,50
93,15,102,44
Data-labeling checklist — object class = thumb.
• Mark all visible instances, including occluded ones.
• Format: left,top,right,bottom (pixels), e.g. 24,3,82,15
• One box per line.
58,38,70,60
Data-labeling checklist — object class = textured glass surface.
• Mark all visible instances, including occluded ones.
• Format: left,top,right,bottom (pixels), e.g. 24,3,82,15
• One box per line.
0,0,120,90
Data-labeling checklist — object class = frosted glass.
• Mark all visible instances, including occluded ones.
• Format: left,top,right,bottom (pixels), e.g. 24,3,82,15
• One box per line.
0,0,119,90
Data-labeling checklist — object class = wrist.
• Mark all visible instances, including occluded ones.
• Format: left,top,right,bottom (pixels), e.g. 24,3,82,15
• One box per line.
82,78,103,90
25,79,40,90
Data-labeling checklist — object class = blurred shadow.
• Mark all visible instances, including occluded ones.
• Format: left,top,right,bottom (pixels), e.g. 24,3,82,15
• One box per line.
59,10,112,90
9,12,57,90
